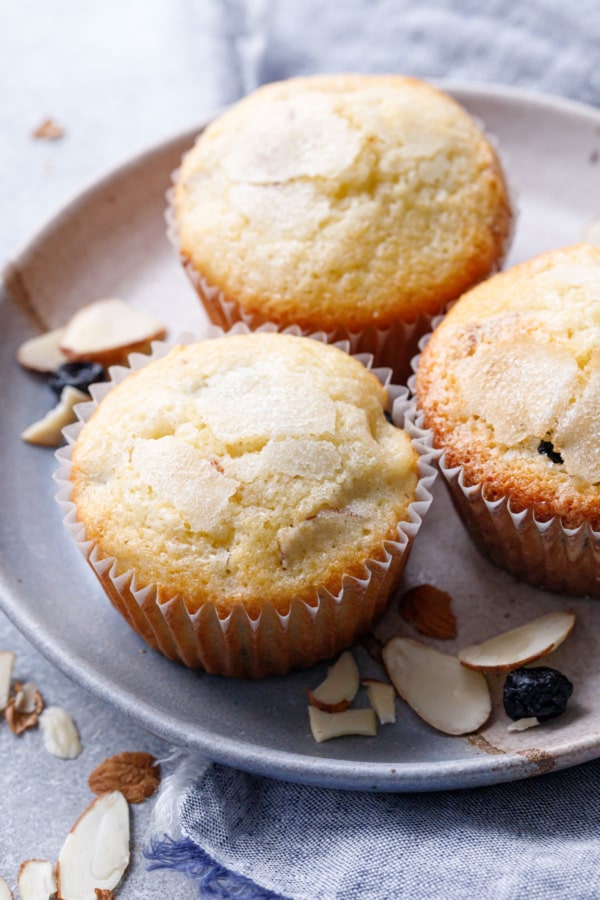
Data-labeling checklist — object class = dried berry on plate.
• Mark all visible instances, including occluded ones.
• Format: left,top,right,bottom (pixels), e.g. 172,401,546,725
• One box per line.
503,666,573,722
48,361,106,397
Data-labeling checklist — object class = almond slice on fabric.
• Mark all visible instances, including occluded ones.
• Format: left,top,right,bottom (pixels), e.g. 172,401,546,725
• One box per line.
308,706,377,742
306,651,360,712
18,859,56,900
59,298,166,367
458,611,575,673
56,791,129,900
21,385,88,447
382,637,491,736
0,875,12,900
362,679,397,724
17,327,68,372
0,652,15,712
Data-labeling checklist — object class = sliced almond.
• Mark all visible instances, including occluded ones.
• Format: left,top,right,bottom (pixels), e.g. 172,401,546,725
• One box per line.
88,752,160,804
0,875,12,900
39,706,82,759
507,717,540,733
0,652,15,712
362,679,396,724
399,584,457,640
14,681,43,715
94,891,115,900
18,859,56,899
382,637,491,736
21,386,88,447
17,328,68,372
308,706,377,743
5,681,44,734
306,651,360,712
56,791,129,900
60,298,166,367
458,611,576,673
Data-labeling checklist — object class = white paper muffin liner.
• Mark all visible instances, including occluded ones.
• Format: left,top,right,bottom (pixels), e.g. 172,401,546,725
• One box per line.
409,333,600,598
54,324,438,678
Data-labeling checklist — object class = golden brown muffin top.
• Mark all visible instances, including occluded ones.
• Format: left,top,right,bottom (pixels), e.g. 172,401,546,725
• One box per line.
70,333,418,615
416,244,600,528
174,74,512,332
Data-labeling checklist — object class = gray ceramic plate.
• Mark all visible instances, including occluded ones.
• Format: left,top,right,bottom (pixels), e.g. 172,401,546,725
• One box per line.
2,84,600,792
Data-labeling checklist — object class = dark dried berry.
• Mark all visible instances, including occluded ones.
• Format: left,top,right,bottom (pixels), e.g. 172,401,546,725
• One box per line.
48,361,106,397
537,440,564,465
503,666,573,722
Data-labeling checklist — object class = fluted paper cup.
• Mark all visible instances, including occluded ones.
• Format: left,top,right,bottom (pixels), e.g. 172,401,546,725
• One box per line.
54,325,438,678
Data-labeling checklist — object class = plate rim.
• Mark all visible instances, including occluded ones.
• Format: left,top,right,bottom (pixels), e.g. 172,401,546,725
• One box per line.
2,81,600,792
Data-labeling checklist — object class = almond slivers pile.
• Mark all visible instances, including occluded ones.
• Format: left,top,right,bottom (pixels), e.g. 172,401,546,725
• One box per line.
307,591,576,741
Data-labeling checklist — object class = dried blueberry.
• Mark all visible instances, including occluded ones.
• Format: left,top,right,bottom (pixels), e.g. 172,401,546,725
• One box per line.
48,361,106,397
537,439,564,465
503,666,573,722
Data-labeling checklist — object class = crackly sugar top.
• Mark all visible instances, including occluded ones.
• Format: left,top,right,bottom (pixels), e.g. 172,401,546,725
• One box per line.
174,74,511,331
416,244,600,525
70,332,418,613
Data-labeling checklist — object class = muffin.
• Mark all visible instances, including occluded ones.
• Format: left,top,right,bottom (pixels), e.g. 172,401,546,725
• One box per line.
170,74,512,381
415,243,600,596
56,331,435,677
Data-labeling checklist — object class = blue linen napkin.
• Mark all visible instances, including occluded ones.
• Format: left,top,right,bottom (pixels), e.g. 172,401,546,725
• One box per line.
144,1,600,896
146,753,600,899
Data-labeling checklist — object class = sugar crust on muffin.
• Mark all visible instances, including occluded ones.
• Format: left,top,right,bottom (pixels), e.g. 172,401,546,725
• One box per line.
416,243,600,529
173,74,512,333
69,333,418,618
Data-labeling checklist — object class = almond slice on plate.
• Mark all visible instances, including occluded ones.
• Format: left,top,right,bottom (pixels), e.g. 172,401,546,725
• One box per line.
21,385,88,447
382,637,491,736
0,652,15,712
59,298,166,367
56,791,129,900
18,860,56,900
362,679,396,724
17,327,68,372
458,611,575,673
0,876,12,900
399,584,457,640
308,706,377,742
507,717,540,733
306,651,360,712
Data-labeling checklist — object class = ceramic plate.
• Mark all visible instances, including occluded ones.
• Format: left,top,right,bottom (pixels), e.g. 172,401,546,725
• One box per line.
2,84,600,792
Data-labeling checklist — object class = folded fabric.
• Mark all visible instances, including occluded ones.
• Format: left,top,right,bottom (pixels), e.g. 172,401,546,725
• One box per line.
242,0,600,106
146,754,600,899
